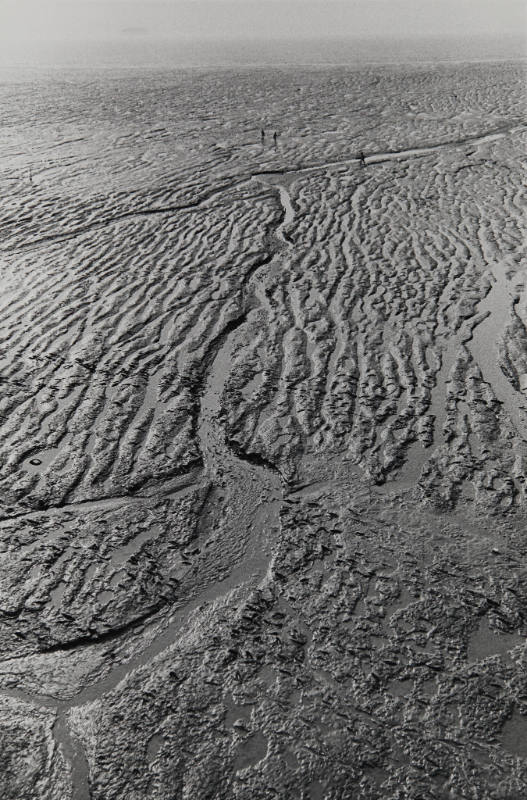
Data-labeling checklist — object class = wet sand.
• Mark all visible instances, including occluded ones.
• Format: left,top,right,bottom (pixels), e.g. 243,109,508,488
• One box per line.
0,61,526,799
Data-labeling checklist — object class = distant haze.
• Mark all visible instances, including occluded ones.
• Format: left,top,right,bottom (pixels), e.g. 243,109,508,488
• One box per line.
1,0,525,42
0,0,525,67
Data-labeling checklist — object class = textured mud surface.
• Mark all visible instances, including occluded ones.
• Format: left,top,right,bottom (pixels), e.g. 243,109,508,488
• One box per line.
0,62,526,799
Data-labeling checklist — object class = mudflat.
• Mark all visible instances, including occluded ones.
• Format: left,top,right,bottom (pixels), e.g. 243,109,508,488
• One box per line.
0,61,526,799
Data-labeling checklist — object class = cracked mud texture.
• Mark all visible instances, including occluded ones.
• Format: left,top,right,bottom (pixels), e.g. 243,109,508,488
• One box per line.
0,61,526,799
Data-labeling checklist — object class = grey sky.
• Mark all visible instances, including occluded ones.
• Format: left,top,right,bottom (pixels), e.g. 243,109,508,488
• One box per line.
1,0,525,44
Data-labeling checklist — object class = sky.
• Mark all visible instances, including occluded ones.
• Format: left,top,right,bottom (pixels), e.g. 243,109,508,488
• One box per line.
0,0,525,44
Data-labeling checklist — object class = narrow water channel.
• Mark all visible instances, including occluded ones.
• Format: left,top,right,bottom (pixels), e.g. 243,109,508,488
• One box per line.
468,262,527,443
0,179,293,798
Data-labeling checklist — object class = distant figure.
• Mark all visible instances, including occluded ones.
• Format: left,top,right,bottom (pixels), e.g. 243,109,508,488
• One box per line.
261,129,265,144
273,131,278,148
359,150,366,167
29,167,33,184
